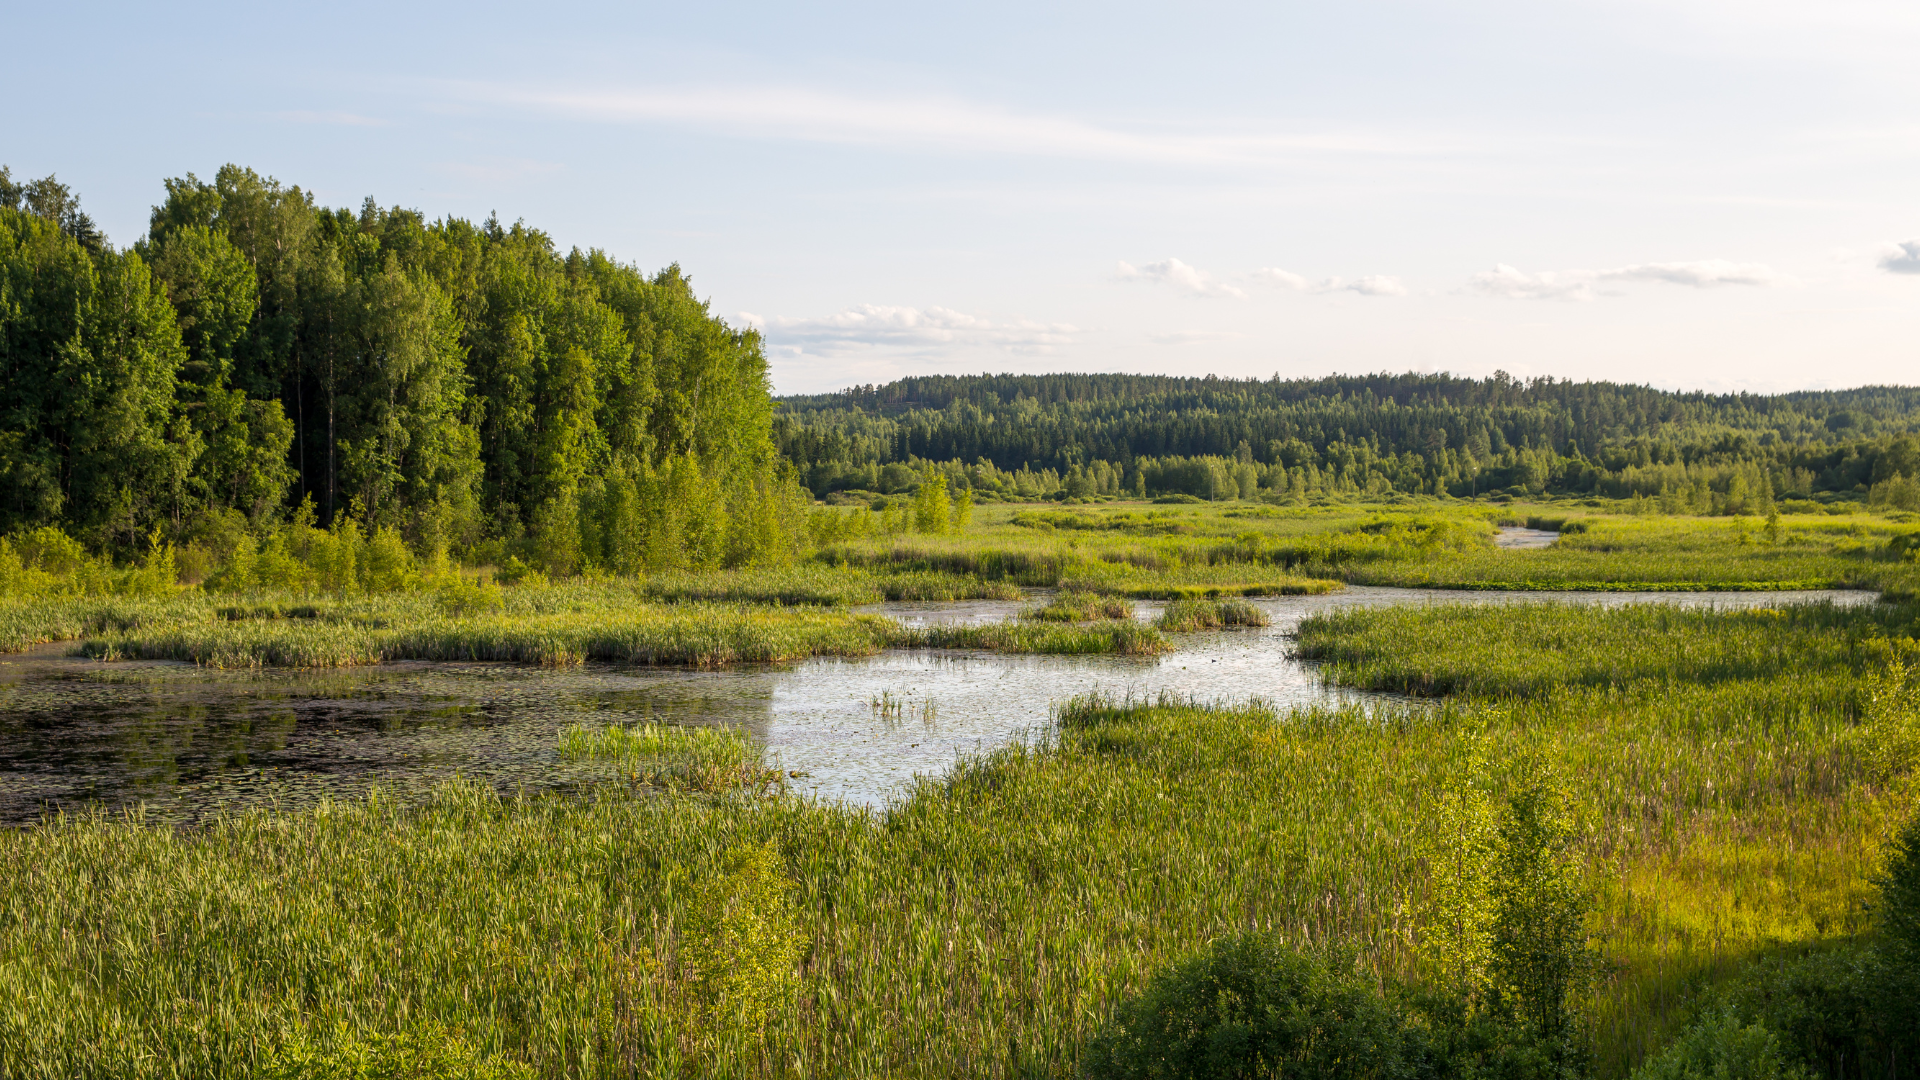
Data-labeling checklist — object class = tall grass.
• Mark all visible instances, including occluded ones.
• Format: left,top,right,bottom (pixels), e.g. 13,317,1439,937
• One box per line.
2,659,1894,1077
1294,599,1920,1071
558,723,777,792
1153,598,1271,631
1021,590,1136,622
74,600,1172,668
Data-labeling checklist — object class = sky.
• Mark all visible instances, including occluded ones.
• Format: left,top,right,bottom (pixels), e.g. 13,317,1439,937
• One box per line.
6,0,1920,395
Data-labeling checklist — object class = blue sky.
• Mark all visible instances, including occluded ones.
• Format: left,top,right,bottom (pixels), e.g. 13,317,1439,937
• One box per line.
9,0,1920,394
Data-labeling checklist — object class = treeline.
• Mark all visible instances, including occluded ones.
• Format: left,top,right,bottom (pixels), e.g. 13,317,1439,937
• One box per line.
0,164,800,574
775,373,1920,508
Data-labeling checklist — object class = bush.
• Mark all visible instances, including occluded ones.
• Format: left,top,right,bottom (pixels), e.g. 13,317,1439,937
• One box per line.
1082,934,1427,1080
1631,1010,1806,1080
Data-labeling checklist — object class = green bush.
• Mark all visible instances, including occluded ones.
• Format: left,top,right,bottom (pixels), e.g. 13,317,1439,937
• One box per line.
1631,1010,1805,1080
1081,934,1427,1080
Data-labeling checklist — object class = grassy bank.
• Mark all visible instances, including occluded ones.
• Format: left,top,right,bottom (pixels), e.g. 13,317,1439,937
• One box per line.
67,597,1173,668
1295,598,1920,1071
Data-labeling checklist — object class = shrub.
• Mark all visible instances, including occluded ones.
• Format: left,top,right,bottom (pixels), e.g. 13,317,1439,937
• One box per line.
1082,934,1428,1080
1630,1010,1805,1080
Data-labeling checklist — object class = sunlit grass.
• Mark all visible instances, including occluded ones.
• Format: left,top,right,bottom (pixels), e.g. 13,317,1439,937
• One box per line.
1153,597,1270,631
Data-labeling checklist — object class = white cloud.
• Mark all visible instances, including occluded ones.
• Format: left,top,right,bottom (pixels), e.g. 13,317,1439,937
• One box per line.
1469,264,1597,301
1879,240,1920,274
1116,259,1247,298
1251,267,1312,290
1599,259,1788,287
453,82,1456,166
1249,267,1405,296
1471,258,1790,299
763,304,1077,355
1343,275,1408,297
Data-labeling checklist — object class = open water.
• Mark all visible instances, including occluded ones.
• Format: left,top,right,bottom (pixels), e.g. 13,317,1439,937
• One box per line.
0,585,1877,825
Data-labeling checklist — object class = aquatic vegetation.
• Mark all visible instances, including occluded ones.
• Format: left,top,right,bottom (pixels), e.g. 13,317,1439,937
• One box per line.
559,723,775,793
1,662,1896,1078
900,619,1172,656
1021,589,1136,622
1153,598,1270,631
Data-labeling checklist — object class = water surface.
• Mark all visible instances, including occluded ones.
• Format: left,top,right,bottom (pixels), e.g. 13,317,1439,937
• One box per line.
0,587,1873,824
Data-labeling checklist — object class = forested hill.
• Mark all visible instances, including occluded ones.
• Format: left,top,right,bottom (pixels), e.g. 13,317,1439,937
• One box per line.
1,164,787,570
775,373,1920,507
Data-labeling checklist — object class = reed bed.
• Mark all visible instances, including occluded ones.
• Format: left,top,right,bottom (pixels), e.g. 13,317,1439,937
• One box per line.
1,667,1894,1078
0,595,221,653
78,605,900,668
1292,599,1919,1071
1153,597,1271,631
558,723,778,792
76,602,1175,668
898,620,1173,656
1294,599,1914,699
1020,590,1136,622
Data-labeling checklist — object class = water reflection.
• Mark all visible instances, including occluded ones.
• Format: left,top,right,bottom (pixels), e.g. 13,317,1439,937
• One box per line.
0,586,1876,824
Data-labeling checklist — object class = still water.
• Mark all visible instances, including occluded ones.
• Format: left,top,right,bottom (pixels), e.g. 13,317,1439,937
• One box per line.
0,587,1875,825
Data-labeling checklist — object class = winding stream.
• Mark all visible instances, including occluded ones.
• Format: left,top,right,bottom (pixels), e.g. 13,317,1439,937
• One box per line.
0,587,1876,825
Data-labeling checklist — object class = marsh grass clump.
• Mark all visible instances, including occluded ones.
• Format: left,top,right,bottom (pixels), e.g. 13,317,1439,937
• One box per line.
1021,589,1136,622
902,619,1172,656
559,723,775,792
1154,597,1270,631
877,570,1022,602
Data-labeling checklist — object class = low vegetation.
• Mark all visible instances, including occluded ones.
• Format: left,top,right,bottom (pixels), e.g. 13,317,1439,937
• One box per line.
1021,589,1136,622
1153,597,1270,631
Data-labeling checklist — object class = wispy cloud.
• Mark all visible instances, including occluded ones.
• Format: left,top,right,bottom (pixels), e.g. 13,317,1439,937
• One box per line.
1468,264,1598,301
1116,259,1246,298
1251,267,1406,297
450,82,1456,165
1601,260,1788,287
1879,240,1920,274
1471,258,1790,299
756,304,1077,355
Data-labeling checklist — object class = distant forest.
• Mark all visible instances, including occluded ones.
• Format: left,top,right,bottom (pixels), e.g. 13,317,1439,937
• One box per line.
0,165,793,571
776,373,1920,511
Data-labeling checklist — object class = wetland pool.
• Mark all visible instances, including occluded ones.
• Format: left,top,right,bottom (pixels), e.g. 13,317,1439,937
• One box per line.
0,586,1875,825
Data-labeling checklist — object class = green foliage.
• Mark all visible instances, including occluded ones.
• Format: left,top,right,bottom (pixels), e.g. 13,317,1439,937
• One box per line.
1486,764,1599,1053
777,373,1920,505
1630,1010,1806,1080
1082,935,1429,1080
261,1023,534,1080
912,472,952,534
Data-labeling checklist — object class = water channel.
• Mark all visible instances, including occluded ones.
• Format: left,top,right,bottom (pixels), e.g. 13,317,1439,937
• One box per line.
0,585,1877,826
